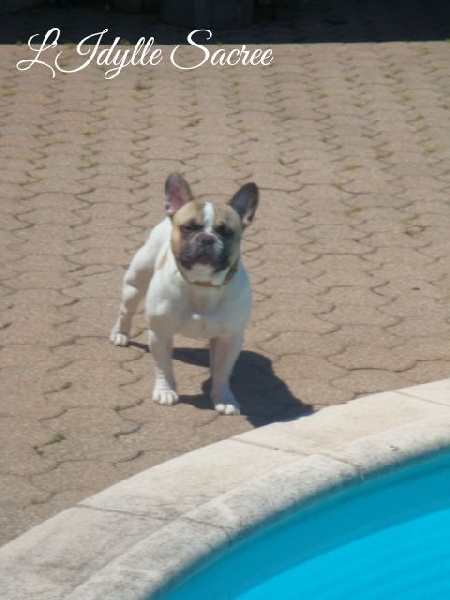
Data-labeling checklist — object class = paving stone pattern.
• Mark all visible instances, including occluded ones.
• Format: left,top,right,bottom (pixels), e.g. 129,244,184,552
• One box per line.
1,2,450,546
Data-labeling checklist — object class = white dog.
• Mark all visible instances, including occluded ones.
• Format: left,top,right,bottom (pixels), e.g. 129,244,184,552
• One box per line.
110,173,259,415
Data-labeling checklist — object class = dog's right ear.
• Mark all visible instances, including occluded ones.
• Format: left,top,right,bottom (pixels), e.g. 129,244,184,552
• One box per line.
164,173,194,216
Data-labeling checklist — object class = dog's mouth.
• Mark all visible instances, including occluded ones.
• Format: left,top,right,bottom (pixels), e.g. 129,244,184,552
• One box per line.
180,253,229,272
179,238,229,272
193,251,216,265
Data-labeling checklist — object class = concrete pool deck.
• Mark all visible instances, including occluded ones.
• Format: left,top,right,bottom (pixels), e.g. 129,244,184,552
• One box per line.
1,377,450,599
2,0,450,547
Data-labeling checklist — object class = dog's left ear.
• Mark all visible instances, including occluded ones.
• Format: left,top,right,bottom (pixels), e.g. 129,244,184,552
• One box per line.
164,173,194,216
228,182,259,227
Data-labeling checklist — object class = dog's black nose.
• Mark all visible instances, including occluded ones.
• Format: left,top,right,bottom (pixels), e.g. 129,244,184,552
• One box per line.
197,233,216,247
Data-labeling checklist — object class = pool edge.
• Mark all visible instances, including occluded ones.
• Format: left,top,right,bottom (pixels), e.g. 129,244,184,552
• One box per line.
1,378,450,599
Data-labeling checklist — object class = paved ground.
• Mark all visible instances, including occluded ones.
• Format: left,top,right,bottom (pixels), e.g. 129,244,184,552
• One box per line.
1,0,450,546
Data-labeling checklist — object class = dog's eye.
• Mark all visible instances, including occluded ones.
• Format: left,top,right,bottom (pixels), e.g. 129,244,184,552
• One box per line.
181,223,202,234
215,224,234,238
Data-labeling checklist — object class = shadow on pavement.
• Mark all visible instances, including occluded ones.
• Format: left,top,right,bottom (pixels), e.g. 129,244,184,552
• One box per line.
174,347,312,427
129,341,311,426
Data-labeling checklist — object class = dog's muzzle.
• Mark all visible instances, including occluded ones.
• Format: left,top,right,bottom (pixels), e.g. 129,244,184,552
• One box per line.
179,233,228,271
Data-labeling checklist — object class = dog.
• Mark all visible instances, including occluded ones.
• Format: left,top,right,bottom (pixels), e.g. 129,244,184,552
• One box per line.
110,173,259,415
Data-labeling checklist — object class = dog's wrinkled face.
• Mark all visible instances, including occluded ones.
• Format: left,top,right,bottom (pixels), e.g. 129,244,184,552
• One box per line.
171,201,242,273
164,173,258,283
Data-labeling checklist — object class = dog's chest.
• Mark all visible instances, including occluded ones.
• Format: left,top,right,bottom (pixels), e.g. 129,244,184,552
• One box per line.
176,295,231,339
177,312,219,339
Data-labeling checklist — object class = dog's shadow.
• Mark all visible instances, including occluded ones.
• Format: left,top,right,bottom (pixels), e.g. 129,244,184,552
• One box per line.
129,341,312,426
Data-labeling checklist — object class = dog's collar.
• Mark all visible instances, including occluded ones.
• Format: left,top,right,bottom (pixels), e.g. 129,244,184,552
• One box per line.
177,258,239,288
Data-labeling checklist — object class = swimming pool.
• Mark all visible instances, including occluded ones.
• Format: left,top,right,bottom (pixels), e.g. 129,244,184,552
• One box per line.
162,451,450,600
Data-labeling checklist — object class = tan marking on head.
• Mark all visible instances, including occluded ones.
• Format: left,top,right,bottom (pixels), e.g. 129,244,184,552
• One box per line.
213,204,244,263
216,204,243,231
170,201,205,258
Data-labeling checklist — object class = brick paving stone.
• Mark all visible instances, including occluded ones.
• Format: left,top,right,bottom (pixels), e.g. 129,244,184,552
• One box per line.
1,0,450,547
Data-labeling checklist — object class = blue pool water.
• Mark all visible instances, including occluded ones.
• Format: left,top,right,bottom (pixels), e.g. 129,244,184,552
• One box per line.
163,451,450,600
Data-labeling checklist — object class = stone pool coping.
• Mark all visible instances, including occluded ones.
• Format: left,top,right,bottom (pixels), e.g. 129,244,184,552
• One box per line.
1,378,450,599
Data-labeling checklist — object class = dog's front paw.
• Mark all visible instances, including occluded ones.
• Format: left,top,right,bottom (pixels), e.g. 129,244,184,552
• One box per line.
215,403,241,416
212,389,241,416
110,331,129,346
152,387,179,406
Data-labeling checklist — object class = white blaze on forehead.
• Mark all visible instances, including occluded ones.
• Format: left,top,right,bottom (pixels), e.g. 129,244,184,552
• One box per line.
203,202,215,232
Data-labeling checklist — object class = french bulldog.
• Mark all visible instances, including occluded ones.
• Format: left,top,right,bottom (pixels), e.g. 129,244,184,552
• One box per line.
110,173,259,415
